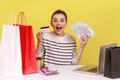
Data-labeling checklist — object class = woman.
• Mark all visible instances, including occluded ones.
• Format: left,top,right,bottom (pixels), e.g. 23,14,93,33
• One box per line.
36,9,89,69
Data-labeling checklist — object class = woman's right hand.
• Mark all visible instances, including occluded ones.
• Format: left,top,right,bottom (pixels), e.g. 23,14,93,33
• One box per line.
36,32,43,42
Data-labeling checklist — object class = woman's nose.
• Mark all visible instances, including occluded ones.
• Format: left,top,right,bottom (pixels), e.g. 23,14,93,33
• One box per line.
57,21,61,25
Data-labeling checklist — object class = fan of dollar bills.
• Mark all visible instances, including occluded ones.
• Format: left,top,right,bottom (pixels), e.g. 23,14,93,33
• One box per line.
71,22,95,40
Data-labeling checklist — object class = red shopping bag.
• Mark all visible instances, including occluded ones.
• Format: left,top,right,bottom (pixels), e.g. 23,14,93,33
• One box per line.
16,12,37,74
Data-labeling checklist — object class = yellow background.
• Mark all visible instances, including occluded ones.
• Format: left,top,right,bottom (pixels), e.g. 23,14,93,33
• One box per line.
0,0,120,65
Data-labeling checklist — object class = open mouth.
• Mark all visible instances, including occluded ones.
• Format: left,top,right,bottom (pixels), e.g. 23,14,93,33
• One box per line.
56,27,62,30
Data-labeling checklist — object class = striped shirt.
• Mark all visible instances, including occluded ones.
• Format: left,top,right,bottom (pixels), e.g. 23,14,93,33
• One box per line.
37,32,76,66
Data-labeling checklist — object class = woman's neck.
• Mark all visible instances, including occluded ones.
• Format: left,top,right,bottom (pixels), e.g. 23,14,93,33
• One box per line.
53,31,65,37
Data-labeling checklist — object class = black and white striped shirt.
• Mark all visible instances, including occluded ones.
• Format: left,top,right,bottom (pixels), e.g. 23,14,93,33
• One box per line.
38,32,76,65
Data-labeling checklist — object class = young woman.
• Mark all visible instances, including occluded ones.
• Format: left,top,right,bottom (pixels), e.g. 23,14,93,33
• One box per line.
36,9,89,68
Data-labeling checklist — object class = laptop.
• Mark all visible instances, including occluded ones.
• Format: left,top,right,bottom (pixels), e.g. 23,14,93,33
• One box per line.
73,43,117,75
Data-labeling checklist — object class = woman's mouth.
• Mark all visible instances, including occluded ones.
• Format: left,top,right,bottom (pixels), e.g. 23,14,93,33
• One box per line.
56,27,62,30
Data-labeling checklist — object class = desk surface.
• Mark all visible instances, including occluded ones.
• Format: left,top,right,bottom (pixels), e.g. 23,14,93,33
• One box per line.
0,65,120,80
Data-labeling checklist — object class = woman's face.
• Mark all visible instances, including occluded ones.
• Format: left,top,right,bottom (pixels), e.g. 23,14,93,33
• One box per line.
51,13,67,36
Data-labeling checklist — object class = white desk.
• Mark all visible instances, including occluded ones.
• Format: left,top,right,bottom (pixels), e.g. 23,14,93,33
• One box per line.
0,65,120,80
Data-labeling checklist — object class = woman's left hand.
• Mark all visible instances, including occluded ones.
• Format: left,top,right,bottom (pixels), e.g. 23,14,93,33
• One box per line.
80,35,89,47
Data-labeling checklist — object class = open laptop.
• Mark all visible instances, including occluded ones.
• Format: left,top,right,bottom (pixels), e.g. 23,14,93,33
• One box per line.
73,43,117,75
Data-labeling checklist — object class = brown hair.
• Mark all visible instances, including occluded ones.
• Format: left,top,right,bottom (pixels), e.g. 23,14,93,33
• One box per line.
51,9,67,22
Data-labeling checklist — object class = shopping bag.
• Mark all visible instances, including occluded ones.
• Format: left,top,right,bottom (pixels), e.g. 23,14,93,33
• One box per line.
16,11,37,74
0,13,22,77
0,25,22,77
104,47,120,78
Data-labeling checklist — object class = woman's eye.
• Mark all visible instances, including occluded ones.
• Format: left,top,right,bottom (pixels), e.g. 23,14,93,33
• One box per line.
52,19,57,22
61,20,65,22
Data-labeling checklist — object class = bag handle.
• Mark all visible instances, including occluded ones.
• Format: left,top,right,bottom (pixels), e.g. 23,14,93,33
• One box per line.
17,11,27,25
7,12,16,25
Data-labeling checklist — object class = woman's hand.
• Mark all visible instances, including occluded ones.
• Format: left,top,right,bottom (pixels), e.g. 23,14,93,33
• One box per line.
36,32,43,42
72,35,89,64
36,32,43,56
80,35,89,47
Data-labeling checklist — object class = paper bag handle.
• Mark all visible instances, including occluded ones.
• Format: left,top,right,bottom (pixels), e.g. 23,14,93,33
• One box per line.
7,12,16,25
17,11,27,25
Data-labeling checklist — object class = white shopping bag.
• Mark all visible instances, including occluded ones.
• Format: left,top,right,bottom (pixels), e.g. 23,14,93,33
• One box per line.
0,25,22,77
